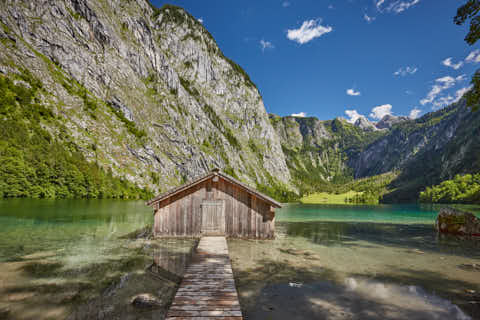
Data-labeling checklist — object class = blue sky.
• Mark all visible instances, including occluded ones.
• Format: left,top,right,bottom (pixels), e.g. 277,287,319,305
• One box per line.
151,0,480,122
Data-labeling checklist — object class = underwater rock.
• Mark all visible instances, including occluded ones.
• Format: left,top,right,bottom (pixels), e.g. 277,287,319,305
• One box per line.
458,263,480,272
131,293,162,309
0,307,10,319
436,207,480,237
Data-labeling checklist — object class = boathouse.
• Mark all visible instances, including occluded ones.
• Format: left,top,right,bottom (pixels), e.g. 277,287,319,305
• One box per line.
146,169,281,239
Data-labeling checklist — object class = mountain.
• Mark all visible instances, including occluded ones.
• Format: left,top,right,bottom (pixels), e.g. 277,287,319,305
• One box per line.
375,114,409,129
1,0,479,203
269,115,386,194
354,116,378,131
271,99,480,202
371,100,480,202
0,1,293,198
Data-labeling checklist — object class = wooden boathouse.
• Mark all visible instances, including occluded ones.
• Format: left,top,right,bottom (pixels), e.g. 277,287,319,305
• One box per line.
146,169,282,239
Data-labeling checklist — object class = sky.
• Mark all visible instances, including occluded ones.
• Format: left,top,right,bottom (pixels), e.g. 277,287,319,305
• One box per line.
151,0,480,122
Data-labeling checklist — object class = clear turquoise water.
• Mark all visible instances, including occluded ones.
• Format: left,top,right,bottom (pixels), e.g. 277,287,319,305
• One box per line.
0,199,153,263
1,200,479,320
0,199,196,320
229,203,480,320
276,203,480,224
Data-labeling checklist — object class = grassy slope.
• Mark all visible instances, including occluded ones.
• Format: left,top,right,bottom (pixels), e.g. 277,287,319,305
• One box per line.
301,191,363,204
300,172,398,204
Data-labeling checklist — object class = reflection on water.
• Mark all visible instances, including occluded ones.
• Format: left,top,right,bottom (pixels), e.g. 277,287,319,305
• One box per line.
148,240,198,282
246,278,471,320
2,200,480,319
229,204,480,320
280,221,480,259
0,199,198,320
67,238,198,320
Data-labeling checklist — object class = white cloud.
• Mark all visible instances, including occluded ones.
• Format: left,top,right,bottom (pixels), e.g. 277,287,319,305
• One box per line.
376,0,385,9
409,108,421,119
260,39,274,52
430,87,468,109
345,110,364,124
442,57,463,70
291,112,307,117
394,66,417,77
287,19,333,44
388,0,420,13
466,50,480,63
369,104,393,120
198,18,204,24
377,0,420,14
328,4,334,9
347,88,361,96
364,14,376,23
420,75,466,107
282,1,290,7
454,86,472,103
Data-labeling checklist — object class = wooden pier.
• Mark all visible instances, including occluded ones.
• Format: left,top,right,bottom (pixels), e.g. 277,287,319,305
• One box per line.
166,236,243,320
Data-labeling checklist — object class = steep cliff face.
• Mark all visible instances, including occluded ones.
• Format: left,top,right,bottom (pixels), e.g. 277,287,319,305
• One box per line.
0,1,292,195
378,101,480,202
1,0,478,202
351,101,478,179
269,114,386,193
271,99,480,200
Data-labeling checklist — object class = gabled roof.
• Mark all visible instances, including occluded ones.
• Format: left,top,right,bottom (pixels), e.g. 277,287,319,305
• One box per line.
146,169,282,208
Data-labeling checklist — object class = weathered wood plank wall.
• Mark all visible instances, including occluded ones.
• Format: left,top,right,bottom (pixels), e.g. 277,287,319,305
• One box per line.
153,177,275,238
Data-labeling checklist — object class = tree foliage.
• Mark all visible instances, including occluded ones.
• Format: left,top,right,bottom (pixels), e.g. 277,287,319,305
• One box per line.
0,74,151,199
455,0,480,111
455,0,480,45
419,174,480,204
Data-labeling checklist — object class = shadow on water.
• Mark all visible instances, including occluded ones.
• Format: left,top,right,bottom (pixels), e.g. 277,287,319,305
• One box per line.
0,237,198,320
233,256,478,320
67,239,198,320
347,265,480,320
280,221,480,258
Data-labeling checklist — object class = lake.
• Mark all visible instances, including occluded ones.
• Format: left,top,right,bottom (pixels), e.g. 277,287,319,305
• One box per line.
0,200,479,319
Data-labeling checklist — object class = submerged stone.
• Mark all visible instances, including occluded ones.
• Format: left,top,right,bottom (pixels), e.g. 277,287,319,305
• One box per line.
131,293,162,309
0,307,10,319
436,207,480,237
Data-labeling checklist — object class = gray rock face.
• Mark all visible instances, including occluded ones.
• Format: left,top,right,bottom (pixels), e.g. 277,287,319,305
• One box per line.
375,114,409,129
271,96,479,199
351,100,478,181
0,0,477,199
269,115,377,185
354,116,377,131
436,207,480,236
0,1,292,193
270,115,331,149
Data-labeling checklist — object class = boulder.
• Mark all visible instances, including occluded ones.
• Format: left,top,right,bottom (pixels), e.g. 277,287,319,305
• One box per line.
435,207,480,236
131,293,162,309
0,307,10,319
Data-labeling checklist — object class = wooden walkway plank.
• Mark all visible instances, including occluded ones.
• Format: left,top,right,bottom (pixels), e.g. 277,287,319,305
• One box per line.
166,236,243,320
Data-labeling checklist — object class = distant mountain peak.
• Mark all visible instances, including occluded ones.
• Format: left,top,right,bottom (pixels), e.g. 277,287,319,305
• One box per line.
354,116,378,131
375,114,409,129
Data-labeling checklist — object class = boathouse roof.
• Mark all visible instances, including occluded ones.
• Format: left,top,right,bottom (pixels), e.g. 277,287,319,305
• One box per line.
146,169,282,208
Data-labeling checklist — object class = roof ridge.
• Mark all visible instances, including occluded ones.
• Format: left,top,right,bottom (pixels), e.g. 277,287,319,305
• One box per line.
146,170,282,208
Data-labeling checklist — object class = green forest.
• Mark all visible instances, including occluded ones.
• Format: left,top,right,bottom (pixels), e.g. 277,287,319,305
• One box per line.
0,73,151,199
301,172,398,204
419,173,480,204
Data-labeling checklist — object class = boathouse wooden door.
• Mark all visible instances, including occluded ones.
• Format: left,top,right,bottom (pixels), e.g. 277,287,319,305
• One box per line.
201,200,225,235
